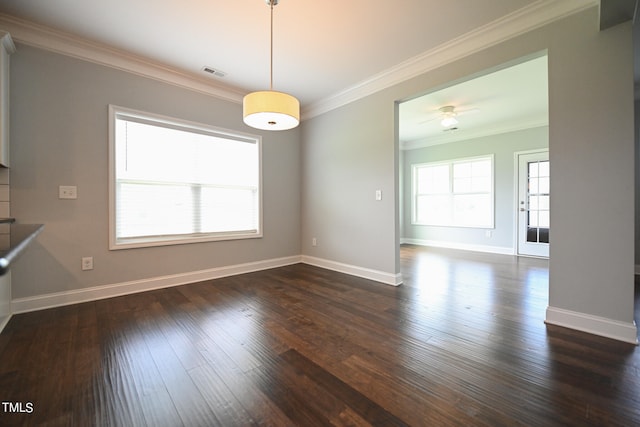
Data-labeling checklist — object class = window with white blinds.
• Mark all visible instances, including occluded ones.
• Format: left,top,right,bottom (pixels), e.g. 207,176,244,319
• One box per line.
109,105,262,249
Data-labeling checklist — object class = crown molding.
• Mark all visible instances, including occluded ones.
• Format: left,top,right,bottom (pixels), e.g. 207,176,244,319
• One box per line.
302,0,598,120
0,0,598,118
0,14,245,104
0,31,15,54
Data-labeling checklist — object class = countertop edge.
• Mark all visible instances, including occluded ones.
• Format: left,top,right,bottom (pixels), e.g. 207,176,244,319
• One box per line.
0,224,44,275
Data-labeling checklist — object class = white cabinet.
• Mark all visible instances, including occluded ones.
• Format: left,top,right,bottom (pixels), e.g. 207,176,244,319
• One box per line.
0,270,10,332
0,32,12,332
0,32,14,168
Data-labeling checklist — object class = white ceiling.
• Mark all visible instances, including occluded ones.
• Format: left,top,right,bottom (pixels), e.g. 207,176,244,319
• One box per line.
399,55,549,149
0,1,594,136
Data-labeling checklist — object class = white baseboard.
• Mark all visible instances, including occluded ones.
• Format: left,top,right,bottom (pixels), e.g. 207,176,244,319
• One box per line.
401,238,515,256
12,254,402,313
0,314,11,334
301,255,403,286
545,306,638,345
12,255,302,314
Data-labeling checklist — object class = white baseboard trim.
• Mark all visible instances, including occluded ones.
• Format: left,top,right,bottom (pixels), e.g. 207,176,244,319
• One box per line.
401,238,515,256
0,314,11,334
12,255,302,314
12,254,402,314
545,306,638,345
301,255,403,286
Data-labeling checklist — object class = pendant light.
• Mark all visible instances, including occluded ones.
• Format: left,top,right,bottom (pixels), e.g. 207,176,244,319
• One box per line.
243,0,300,131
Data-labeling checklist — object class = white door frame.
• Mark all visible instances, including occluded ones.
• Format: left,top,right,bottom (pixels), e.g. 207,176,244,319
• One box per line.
514,149,549,258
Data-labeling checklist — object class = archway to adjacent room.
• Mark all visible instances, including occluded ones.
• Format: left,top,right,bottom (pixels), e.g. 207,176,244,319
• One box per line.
394,52,551,340
397,53,549,261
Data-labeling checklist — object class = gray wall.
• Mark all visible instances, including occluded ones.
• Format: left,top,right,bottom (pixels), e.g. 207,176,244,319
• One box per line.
636,99,640,269
300,94,397,273
10,45,301,299
301,7,635,325
401,127,549,251
547,13,634,323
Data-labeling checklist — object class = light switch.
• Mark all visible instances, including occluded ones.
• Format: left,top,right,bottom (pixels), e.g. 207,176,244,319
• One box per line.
375,190,382,201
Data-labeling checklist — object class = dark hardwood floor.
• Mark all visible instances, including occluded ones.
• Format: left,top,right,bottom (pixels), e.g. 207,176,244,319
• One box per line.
1,245,639,426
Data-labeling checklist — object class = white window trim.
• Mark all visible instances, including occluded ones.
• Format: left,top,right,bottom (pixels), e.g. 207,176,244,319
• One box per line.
411,154,495,228
108,105,263,250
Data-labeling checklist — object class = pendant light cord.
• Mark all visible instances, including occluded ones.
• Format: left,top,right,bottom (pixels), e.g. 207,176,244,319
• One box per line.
269,1,274,91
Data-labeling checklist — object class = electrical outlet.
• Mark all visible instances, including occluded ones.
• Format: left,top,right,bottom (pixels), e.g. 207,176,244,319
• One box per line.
59,185,77,199
312,237,317,247
81,256,93,271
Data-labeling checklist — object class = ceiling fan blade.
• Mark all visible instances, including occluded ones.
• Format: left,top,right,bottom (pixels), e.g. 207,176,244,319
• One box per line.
456,107,480,116
417,116,440,125
416,106,479,125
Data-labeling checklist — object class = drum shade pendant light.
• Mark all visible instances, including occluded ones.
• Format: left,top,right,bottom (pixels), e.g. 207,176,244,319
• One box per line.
243,0,300,131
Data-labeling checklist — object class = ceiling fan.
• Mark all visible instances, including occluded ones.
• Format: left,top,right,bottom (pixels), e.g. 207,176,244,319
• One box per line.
419,105,479,128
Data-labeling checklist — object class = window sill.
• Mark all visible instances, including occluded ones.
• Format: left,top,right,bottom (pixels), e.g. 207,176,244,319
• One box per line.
110,230,262,250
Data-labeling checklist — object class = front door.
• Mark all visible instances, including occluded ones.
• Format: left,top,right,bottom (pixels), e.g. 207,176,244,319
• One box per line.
517,150,549,257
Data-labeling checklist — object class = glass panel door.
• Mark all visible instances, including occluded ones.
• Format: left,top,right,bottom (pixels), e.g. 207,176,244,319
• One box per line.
526,159,549,244
518,150,549,257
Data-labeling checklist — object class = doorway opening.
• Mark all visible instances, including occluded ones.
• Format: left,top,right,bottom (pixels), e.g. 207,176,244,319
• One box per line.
398,53,549,262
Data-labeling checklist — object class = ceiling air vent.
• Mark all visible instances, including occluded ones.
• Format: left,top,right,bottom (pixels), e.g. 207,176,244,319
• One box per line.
202,66,226,78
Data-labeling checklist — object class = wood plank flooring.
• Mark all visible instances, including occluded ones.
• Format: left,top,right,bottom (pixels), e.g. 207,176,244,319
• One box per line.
1,245,640,426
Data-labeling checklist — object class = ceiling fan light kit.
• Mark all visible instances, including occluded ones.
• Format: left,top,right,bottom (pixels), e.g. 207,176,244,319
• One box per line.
440,116,458,127
243,0,300,131
439,105,458,128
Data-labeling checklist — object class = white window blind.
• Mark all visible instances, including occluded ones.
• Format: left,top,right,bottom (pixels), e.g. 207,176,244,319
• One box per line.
109,106,261,249
412,156,494,228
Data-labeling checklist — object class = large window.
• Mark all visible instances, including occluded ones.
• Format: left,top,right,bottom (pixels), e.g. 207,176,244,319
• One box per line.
109,105,262,249
412,156,494,228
